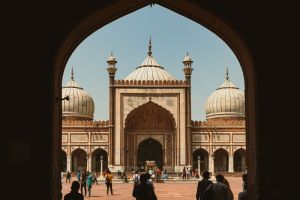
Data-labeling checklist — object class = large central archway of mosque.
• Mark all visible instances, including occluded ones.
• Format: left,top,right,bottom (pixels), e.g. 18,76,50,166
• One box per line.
138,138,163,169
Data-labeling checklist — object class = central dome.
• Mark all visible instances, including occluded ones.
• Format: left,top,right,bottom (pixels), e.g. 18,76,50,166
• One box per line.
124,39,176,81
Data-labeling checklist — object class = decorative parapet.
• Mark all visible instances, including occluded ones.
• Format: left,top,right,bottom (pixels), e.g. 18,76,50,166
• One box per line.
94,120,110,127
191,118,245,127
62,119,110,127
114,79,186,86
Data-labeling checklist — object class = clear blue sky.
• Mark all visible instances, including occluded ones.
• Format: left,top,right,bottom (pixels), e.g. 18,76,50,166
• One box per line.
63,5,244,121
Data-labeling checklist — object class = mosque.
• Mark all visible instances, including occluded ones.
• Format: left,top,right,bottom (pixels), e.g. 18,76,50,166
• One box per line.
61,39,246,174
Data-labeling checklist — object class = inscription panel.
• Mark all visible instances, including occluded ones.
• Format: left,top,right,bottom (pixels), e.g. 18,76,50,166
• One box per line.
233,135,245,142
212,134,230,142
70,134,88,142
91,134,109,142
192,134,209,142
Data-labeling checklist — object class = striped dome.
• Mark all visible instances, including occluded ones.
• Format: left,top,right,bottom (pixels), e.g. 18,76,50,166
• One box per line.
124,38,176,81
205,74,244,119
62,70,94,120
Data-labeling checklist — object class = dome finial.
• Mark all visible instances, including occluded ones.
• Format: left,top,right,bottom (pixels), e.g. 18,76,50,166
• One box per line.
148,36,152,56
71,66,74,80
226,67,229,80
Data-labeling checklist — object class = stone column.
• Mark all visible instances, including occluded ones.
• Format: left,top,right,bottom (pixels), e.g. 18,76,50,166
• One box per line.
87,155,92,172
100,155,103,178
74,156,77,172
209,155,214,175
67,155,71,172
86,155,91,172
197,155,201,174
242,156,246,171
229,155,234,172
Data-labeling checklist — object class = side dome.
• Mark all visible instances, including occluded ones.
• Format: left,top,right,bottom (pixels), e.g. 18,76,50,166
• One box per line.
124,38,176,81
205,71,245,119
62,69,94,120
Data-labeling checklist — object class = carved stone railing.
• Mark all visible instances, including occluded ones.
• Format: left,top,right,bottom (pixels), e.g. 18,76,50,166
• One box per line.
114,79,186,86
191,118,245,127
62,119,110,127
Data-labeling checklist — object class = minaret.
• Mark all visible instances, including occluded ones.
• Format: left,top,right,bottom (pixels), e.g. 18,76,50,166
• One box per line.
106,52,117,165
183,52,193,165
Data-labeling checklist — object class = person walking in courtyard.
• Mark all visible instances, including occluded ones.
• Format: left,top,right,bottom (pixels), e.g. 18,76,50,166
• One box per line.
77,170,81,182
86,171,93,197
80,169,87,196
196,171,213,200
66,171,71,183
104,169,113,195
92,172,98,185
182,167,187,180
64,181,84,200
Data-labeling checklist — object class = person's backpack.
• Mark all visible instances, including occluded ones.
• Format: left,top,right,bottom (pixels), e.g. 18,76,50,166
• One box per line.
202,182,213,200
133,174,140,185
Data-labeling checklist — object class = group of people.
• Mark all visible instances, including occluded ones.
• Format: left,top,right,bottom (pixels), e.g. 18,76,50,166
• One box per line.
63,169,95,199
182,167,201,179
196,170,248,200
63,169,248,200
63,168,113,199
146,167,169,181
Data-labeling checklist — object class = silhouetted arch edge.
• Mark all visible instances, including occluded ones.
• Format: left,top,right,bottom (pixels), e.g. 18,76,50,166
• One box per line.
52,1,256,199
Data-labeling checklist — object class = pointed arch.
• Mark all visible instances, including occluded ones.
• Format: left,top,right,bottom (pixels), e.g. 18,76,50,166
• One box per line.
52,0,256,199
125,101,175,130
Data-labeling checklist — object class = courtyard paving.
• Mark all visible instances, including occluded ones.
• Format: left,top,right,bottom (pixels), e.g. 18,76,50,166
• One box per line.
62,176,243,200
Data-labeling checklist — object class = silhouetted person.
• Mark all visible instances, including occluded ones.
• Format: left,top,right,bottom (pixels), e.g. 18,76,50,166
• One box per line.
64,181,84,200
213,174,231,200
133,173,157,200
215,174,233,200
196,171,213,200
238,173,248,200
182,167,187,180
66,171,71,183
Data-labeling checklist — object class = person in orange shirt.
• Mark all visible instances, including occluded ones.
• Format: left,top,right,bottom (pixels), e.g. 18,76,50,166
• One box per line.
104,169,113,195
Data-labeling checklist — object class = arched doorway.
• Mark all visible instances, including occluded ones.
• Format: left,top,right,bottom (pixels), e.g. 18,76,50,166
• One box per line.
234,148,246,172
71,149,87,172
192,148,208,173
214,148,229,172
138,138,163,171
61,150,67,172
125,101,175,171
91,148,108,173
53,1,256,199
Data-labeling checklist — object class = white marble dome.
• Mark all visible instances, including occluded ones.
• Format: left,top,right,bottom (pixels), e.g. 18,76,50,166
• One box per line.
62,71,94,120
124,39,176,81
205,74,244,119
